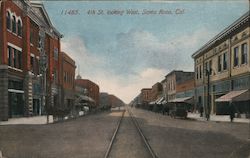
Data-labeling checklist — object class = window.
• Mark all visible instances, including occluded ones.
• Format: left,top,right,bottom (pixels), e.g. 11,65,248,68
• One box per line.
241,43,248,64
6,11,11,30
17,20,22,37
12,15,16,33
205,62,208,76
234,47,239,67
54,48,58,60
30,30,33,44
30,56,34,73
196,67,199,79
199,65,202,79
7,46,12,66
223,52,227,70
17,50,22,69
218,55,222,72
209,60,212,75
13,49,17,68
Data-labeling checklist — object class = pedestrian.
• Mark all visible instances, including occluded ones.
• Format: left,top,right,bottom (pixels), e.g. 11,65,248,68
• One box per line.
199,105,204,117
229,101,235,122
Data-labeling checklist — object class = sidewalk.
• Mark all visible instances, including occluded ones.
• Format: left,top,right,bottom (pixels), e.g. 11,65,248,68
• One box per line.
0,115,54,125
188,112,250,123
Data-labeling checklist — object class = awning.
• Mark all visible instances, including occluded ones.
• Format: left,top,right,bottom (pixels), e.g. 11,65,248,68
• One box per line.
215,89,250,102
156,97,165,104
161,100,168,104
149,101,155,105
169,96,194,104
76,94,95,103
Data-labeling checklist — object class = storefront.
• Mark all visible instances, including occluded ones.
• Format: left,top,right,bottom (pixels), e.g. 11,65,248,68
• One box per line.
8,80,24,118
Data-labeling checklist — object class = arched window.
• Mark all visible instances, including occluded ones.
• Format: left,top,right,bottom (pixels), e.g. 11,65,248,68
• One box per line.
6,11,11,30
12,15,16,33
17,19,22,37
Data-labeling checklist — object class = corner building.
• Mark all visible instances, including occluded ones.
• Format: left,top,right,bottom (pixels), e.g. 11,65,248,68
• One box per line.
0,0,62,120
192,11,250,115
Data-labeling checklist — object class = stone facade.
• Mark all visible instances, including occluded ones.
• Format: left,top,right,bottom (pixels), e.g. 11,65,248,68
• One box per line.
192,11,250,115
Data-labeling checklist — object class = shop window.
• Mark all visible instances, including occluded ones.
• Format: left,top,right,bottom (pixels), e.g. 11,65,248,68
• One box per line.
12,15,16,33
241,43,248,64
17,19,22,37
233,47,239,67
223,52,227,70
6,11,11,30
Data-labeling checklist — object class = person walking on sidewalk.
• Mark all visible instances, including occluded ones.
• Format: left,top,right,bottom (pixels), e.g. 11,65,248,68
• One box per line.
199,105,204,117
229,101,235,122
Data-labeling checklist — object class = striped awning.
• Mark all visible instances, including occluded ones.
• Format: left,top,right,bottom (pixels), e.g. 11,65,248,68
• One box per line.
215,89,250,102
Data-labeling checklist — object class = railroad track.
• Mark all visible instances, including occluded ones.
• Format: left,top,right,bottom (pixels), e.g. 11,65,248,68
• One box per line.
104,107,157,158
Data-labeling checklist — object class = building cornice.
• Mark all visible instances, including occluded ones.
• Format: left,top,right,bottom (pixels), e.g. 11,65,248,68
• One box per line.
13,0,62,39
192,11,250,59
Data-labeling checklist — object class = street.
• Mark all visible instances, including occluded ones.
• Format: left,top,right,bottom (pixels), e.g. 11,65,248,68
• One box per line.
0,108,249,158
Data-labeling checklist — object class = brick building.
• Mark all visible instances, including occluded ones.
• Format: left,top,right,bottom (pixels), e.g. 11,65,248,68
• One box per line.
75,78,100,107
150,82,163,102
108,94,124,108
61,52,76,110
140,88,151,104
0,0,62,121
165,70,194,102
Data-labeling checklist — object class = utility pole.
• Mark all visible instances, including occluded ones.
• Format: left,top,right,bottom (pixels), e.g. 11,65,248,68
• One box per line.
39,27,48,123
206,68,211,121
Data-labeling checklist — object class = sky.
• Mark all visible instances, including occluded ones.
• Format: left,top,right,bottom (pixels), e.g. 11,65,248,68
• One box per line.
42,0,249,103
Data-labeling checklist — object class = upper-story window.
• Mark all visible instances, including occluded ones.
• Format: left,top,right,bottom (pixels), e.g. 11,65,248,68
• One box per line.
30,55,35,73
199,65,202,79
196,66,199,80
223,52,227,70
209,60,212,75
241,43,248,64
17,19,22,37
12,15,16,33
54,48,58,60
218,55,222,72
205,62,208,76
233,47,239,67
7,46,12,66
7,45,22,70
6,11,11,30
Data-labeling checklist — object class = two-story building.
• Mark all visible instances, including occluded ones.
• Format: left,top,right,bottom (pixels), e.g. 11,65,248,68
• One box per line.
61,52,76,110
75,78,100,107
192,11,250,115
165,70,194,102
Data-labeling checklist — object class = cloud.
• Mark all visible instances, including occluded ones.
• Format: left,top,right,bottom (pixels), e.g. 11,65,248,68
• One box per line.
111,28,215,74
61,36,104,76
61,28,215,103
94,67,167,103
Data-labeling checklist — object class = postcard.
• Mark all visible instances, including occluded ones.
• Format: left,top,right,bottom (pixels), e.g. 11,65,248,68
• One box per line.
0,0,249,158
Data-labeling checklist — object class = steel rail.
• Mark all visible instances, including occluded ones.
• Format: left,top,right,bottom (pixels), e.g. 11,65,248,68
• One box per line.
127,108,157,158
104,109,125,158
